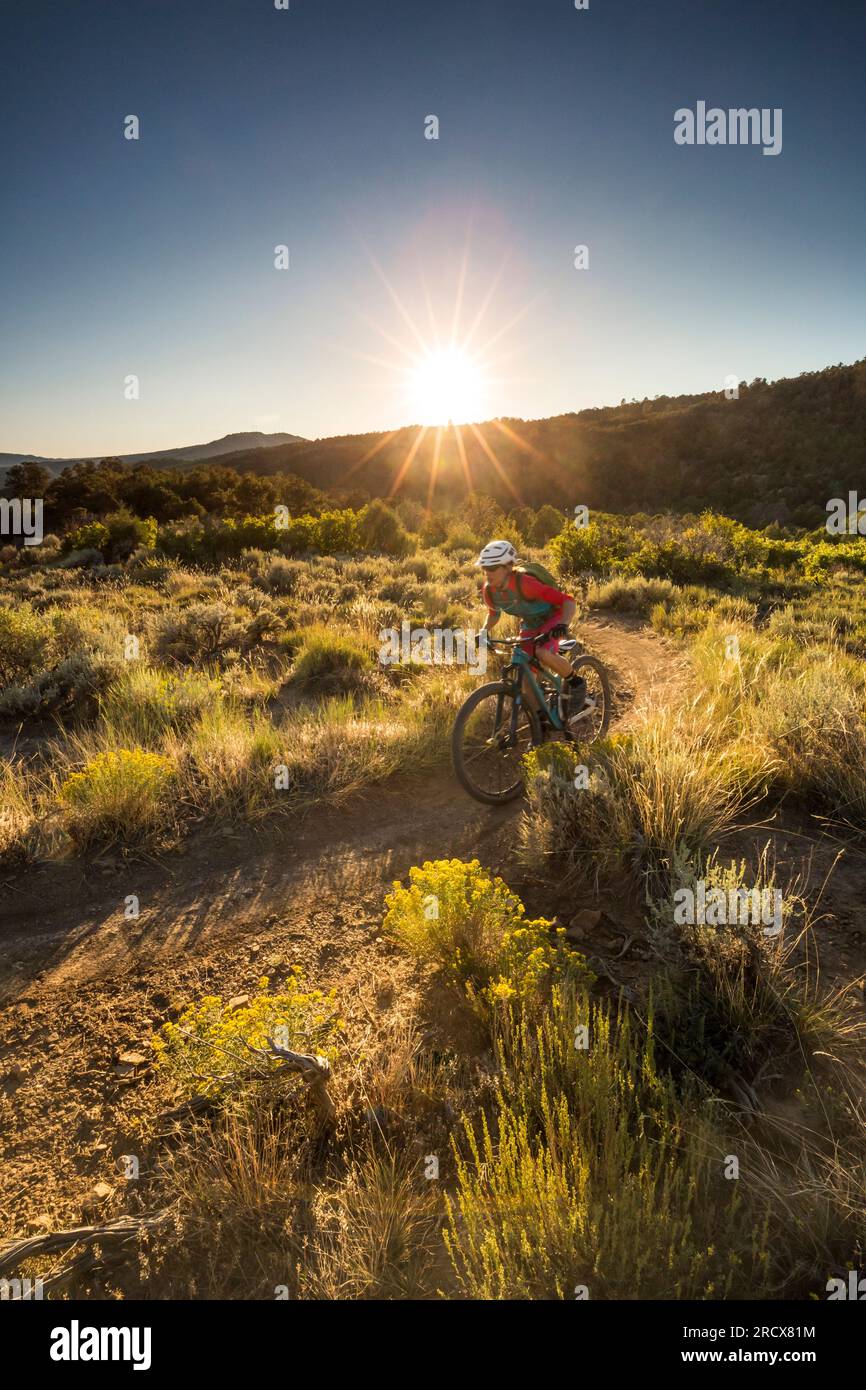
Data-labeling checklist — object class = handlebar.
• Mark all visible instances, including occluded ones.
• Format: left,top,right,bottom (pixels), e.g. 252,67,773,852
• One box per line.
485,630,570,648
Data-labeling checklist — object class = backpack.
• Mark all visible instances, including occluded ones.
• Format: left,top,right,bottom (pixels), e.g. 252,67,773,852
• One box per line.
514,560,560,596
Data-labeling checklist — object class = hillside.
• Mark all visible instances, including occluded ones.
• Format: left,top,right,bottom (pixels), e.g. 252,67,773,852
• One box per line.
210,358,866,528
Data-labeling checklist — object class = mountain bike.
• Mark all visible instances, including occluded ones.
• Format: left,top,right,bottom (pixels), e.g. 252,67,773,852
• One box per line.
451,634,612,804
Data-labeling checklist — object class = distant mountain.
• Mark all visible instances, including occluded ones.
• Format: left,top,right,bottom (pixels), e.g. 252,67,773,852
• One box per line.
0,432,305,477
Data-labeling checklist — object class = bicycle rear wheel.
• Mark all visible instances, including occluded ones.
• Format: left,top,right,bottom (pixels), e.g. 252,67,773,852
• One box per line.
452,681,542,804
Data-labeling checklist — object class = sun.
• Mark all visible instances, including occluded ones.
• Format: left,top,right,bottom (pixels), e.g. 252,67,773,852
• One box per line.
408,346,487,426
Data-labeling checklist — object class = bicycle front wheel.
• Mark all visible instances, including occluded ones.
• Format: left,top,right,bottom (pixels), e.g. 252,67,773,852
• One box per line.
451,681,542,804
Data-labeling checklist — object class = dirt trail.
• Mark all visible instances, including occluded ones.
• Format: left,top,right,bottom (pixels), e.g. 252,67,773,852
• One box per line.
580,614,690,726
0,772,515,1000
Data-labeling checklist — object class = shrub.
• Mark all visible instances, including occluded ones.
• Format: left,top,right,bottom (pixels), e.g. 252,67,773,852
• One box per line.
152,974,340,1100
393,497,425,533
279,509,362,557
384,858,593,1013
63,509,157,562
419,514,448,547
0,650,118,719
442,522,479,554
593,575,677,614
360,500,413,556
443,987,773,1299
260,557,304,595
61,520,109,557
528,504,567,546
291,628,376,697
126,548,172,584
550,519,630,575
156,517,211,564
0,603,54,687
155,602,240,665
398,555,431,581
100,666,223,746
58,747,177,849
154,601,278,667
647,846,847,1089
507,506,536,541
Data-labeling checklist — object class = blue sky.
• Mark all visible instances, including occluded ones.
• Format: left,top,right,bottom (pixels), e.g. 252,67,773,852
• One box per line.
1,0,864,455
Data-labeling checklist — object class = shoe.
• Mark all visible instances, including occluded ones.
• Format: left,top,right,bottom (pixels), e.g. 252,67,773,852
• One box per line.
559,675,587,725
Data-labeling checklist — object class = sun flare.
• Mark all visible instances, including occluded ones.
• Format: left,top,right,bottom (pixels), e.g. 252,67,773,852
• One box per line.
408,347,487,426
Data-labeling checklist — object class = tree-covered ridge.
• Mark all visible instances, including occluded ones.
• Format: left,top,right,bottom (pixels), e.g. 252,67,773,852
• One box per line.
215,357,866,526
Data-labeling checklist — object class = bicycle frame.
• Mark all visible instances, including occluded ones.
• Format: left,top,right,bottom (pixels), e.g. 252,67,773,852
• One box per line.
503,645,565,733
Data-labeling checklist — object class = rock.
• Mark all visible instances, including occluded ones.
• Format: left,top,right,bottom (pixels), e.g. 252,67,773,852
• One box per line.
565,909,603,942
117,1051,148,1067
114,1049,149,1078
27,1214,53,1232
92,1182,114,1201
226,994,250,1012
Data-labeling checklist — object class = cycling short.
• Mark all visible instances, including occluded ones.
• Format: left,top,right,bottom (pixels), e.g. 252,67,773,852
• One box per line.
518,632,560,659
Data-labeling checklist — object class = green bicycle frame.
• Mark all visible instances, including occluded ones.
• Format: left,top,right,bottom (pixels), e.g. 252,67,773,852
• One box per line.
506,645,565,732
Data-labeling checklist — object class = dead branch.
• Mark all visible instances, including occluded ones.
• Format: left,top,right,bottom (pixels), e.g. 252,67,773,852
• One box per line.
245,1037,336,1127
154,1035,335,1134
0,1209,173,1280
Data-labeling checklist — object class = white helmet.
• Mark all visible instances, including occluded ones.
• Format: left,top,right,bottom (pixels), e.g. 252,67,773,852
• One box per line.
477,539,518,569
